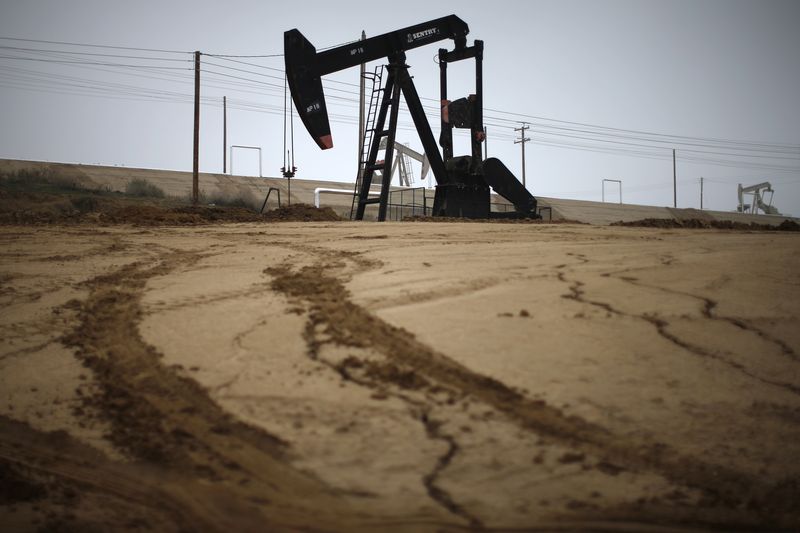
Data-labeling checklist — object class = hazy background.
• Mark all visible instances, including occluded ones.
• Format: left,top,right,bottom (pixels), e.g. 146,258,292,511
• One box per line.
1,0,798,215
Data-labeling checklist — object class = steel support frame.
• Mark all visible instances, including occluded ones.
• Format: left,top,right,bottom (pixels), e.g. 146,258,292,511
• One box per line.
438,41,483,171
354,42,488,221
355,53,449,221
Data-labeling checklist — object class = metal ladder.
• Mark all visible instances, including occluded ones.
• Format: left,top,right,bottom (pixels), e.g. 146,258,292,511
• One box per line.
352,60,407,222
350,66,384,220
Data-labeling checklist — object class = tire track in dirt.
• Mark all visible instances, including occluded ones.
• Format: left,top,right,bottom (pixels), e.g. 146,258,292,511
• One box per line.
0,415,207,532
1,237,135,369
55,249,361,531
0,340,53,363
362,278,504,312
265,251,482,528
145,282,275,313
270,256,496,527
266,249,800,530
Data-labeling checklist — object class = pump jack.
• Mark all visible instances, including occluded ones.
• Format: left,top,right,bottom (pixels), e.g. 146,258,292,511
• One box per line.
285,15,538,220
377,138,430,187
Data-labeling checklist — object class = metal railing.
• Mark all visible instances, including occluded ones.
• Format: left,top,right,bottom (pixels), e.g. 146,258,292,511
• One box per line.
386,187,430,220
491,202,514,213
538,206,552,221
360,191,553,221
260,187,281,213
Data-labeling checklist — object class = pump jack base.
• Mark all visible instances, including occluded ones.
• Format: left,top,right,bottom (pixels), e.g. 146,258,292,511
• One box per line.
432,183,490,219
432,184,541,220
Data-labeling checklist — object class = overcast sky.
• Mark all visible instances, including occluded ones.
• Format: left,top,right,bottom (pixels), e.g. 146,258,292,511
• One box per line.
1,0,798,215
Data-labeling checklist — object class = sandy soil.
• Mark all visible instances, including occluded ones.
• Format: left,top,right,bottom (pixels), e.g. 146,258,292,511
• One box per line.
1,220,799,531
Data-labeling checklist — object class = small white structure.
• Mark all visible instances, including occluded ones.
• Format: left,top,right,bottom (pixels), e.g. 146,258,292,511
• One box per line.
375,138,430,187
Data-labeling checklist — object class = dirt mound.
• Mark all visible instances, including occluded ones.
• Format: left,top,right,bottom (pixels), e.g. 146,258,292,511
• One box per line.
404,216,585,224
102,205,266,225
0,191,341,225
612,218,800,231
96,204,340,225
1,172,341,225
261,204,340,222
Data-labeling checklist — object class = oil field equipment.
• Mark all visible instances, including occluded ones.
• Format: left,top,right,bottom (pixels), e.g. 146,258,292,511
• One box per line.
284,15,538,221
737,182,781,215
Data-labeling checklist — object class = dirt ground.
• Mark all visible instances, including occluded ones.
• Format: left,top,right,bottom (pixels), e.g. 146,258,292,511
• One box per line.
1,217,799,532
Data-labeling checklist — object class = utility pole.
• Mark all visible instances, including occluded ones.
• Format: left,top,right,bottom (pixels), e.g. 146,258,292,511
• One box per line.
514,122,530,188
357,30,366,180
672,148,677,208
222,96,227,174
192,51,200,205
700,177,704,210
483,126,487,160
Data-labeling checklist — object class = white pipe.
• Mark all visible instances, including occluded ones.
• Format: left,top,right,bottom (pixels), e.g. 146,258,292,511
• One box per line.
314,187,379,208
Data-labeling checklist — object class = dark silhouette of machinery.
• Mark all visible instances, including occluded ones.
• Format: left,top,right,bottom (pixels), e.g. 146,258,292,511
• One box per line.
284,15,538,220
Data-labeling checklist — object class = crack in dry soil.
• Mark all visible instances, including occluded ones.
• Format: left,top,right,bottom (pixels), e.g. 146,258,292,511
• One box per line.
598,269,798,364
643,315,800,396
267,252,800,530
419,412,484,529
558,271,800,396
341,356,485,528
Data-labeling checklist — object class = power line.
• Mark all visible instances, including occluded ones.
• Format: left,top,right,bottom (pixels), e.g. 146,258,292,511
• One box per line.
199,64,372,103
201,59,286,81
499,117,800,157
4,59,794,172
3,35,796,155
2,39,798,178
205,53,283,58
0,55,191,69
485,106,800,152
0,62,199,102
0,45,191,62
0,57,199,93
317,39,360,52
201,68,285,89
203,55,285,73
525,127,800,162
206,54,364,90
9,39,792,158
0,36,190,54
